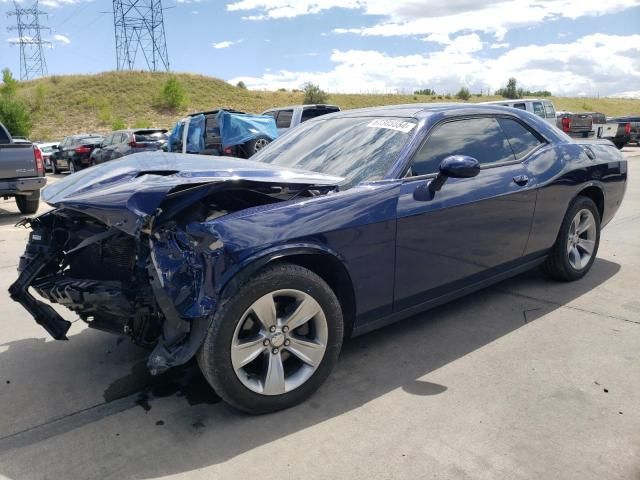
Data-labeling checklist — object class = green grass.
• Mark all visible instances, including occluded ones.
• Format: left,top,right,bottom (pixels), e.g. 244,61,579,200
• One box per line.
11,71,640,141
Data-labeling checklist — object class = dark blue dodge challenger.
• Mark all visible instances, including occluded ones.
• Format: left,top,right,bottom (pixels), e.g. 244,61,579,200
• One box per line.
10,104,627,413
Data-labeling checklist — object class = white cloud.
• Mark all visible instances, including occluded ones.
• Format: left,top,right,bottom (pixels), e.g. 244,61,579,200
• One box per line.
212,39,243,49
226,0,640,42
610,90,640,98
53,34,70,45
490,42,510,49
229,33,640,97
3,0,91,8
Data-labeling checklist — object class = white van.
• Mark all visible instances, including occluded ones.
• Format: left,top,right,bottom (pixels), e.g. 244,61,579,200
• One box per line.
481,98,557,125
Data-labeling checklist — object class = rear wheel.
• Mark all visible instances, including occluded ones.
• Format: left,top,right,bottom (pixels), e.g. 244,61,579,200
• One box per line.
542,196,600,281
197,263,344,414
69,160,76,173
51,160,59,174
15,191,40,214
243,135,271,157
614,141,625,150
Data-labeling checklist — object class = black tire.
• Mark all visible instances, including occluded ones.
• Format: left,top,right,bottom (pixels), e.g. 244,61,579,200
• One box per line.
614,141,625,150
542,196,600,281
15,191,40,214
51,160,59,174
243,135,272,158
69,160,76,173
197,263,344,414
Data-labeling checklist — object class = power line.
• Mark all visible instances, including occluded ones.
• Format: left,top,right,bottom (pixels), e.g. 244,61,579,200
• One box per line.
7,0,51,80
112,0,170,72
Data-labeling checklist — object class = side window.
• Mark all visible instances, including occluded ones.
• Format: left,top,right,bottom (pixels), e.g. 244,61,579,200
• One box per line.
262,111,277,119
103,135,112,146
543,101,556,119
497,118,544,160
512,103,526,110
411,117,515,176
276,110,293,128
301,107,339,123
532,102,545,118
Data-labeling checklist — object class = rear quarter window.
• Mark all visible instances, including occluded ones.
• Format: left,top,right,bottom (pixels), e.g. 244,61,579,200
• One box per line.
497,118,544,160
512,103,526,110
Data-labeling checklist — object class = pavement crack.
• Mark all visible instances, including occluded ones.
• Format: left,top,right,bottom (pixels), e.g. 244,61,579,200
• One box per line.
0,395,138,453
496,288,640,326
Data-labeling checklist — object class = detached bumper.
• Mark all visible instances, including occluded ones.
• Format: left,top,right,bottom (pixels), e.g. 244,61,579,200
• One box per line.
8,247,71,340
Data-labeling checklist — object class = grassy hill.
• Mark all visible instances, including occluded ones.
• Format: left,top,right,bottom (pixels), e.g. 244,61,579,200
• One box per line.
11,71,640,141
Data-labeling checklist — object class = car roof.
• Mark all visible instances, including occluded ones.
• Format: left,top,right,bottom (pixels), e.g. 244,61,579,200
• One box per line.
187,108,245,117
323,103,540,119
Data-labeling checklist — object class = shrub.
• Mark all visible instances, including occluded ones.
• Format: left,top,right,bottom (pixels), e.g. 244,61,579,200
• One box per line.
111,117,126,130
0,97,32,137
456,87,471,101
236,80,247,89
414,88,435,96
444,94,452,99
496,77,520,99
1,68,18,98
277,88,287,92
33,84,47,111
158,76,186,110
302,83,328,104
97,103,112,125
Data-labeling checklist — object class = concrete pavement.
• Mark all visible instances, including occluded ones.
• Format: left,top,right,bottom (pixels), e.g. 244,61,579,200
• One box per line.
0,148,639,479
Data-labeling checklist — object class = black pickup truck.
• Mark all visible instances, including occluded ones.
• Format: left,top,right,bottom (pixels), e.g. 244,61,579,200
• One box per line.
0,122,46,214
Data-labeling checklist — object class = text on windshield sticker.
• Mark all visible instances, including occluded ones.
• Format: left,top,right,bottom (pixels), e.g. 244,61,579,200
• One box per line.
367,119,415,133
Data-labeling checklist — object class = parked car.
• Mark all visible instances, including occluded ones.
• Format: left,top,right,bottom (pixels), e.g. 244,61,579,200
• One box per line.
609,116,639,148
584,112,618,142
555,111,594,138
90,129,168,165
261,104,341,133
480,99,557,125
36,142,60,172
51,134,104,173
168,109,277,158
10,104,627,414
0,122,46,214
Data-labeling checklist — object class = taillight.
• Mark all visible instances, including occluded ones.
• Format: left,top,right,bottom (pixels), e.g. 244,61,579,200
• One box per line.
625,123,631,135
561,117,571,133
33,146,44,175
75,146,91,154
129,139,138,148
223,146,233,155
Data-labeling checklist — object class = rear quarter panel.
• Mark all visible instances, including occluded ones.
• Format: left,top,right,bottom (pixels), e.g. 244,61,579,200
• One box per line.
524,141,627,255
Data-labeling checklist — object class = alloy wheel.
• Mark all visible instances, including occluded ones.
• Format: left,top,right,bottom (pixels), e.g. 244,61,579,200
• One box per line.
254,138,270,153
567,208,596,270
231,289,328,396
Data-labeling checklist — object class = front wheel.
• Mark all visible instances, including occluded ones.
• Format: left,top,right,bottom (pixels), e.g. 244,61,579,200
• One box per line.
614,141,625,150
197,263,344,414
542,196,600,281
68,160,76,173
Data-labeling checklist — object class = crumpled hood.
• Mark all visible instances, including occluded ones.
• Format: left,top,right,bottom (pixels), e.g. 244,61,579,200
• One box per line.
43,152,344,234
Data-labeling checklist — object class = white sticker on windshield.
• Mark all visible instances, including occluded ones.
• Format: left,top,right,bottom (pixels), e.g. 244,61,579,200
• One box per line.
367,119,415,133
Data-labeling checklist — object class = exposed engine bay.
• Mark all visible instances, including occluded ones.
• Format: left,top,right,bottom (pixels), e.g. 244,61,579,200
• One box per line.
9,180,337,375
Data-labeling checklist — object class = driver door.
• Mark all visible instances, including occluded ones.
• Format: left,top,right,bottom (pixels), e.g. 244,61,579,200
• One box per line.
393,116,539,312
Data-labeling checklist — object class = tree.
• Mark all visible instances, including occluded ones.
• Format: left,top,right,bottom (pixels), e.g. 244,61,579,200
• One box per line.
1,68,19,98
157,76,186,110
455,86,471,101
302,82,328,104
497,77,520,99
236,80,247,89
414,88,435,96
0,98,32,137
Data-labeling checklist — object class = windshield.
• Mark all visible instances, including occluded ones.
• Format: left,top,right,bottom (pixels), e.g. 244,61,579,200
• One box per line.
251,116,416,187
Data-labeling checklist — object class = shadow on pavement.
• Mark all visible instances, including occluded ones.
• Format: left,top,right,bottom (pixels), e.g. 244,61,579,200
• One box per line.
0,258,621,478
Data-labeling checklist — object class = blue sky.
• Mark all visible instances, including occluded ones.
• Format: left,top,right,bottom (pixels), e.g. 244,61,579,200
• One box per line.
1,0,640,96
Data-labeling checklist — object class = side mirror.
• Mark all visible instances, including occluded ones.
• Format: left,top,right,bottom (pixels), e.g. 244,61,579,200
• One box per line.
429,155,480,194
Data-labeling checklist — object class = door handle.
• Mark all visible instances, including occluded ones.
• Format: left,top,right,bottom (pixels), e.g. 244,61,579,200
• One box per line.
513,175,529,186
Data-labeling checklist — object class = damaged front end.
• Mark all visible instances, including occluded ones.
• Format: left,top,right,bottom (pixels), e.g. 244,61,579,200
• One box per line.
9,153,342,374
